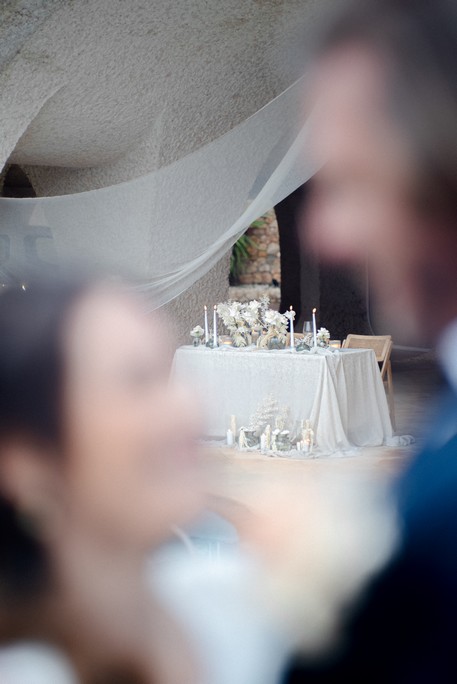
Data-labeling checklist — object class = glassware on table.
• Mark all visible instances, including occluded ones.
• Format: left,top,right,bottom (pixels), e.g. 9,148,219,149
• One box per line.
303,320,312,334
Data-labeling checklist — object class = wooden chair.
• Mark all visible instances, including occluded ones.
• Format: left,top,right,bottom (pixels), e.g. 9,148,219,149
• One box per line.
342,334,395,429
286,332,304,346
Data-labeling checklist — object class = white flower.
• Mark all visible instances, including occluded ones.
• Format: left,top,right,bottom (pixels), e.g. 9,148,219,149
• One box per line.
216,302,230,321
264,310,287,328
228,302,242,318
247,299,261,312
284,309,296,321
190,325,204,337
317,327,330,340
263,309,276,325
242,308,259,326
217,302,238,331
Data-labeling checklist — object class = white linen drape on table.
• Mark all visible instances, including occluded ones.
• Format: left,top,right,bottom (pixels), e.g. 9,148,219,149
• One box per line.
173,347,394,453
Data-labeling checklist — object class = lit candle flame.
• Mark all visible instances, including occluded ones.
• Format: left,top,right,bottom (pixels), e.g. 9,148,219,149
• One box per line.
312,308,316,313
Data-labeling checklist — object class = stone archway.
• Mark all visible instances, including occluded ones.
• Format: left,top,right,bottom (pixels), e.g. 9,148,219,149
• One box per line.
1,165,36,198
275,182,370,339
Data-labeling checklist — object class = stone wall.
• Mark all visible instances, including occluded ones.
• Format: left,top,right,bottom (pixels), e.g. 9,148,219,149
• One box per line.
237,210,280,286
228,284,280,310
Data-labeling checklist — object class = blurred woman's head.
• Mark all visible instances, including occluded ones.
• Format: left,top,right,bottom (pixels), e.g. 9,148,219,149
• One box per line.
0,274,203,611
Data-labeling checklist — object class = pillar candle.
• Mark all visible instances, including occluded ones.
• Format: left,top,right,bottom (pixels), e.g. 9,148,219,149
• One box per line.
265,424,271,450
226,429,234,447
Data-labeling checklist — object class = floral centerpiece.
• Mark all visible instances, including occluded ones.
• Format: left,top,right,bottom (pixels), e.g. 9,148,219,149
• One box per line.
190,325,204,346
216,296,289,348
296,327,332,351
216,300,259,347
317,327,331,347
261,309,288,348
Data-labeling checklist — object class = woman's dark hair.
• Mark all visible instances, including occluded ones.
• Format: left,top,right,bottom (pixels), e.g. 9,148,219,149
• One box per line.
313,0,457,221
0,274,94,607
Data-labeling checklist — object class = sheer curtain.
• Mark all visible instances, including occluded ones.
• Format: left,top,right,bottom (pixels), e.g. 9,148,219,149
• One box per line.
0,78,318,307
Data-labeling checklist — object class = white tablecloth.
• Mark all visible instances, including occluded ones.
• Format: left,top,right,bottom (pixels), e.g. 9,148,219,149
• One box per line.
173,346,395,453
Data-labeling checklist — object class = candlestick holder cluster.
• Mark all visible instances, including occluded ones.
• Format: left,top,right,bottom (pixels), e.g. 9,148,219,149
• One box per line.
191,303,329,353
226,397,316,456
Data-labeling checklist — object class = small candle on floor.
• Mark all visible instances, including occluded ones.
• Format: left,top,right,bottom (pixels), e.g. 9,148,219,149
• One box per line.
226,429,234,447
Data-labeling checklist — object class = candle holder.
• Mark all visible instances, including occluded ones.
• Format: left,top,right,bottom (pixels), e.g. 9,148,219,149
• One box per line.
219,335,234,347
267,334,286,350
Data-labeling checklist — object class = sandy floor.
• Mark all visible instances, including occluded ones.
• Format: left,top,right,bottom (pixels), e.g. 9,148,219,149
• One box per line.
201,349,443,518
180,350,445,667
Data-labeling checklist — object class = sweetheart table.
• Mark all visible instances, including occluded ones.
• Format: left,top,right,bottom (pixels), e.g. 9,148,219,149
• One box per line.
173,346,395,453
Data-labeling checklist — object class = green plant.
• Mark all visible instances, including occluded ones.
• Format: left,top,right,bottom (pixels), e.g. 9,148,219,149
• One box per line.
230,233,257,283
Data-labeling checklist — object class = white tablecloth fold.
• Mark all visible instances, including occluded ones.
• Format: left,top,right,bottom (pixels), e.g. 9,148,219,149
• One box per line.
173,347,410,454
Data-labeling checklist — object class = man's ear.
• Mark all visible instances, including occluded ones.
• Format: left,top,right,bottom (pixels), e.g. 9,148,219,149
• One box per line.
0,439,64,540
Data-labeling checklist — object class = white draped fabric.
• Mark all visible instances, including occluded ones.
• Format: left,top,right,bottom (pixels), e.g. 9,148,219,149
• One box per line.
173,347,396,454
0,78,318,307
0,643,77,684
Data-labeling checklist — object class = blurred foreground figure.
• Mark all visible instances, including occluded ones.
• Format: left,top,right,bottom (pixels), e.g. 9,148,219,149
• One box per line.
286,0,457,682
0,275,204,683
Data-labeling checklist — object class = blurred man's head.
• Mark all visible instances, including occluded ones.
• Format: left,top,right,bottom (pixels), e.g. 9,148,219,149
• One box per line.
306,0,457,344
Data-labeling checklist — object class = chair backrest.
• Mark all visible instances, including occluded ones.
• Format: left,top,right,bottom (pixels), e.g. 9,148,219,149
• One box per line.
286,332,304,345
342,334,392,377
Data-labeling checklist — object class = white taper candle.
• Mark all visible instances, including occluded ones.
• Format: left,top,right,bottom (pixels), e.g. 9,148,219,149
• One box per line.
204,305,209,344
312,308,317,347
213,305,218,347
289,305,295,348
